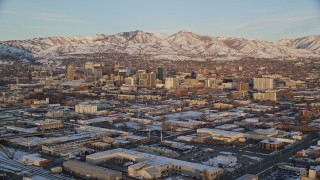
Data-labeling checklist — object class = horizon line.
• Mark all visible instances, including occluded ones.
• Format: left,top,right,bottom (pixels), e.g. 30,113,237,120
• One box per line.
1,29,319,42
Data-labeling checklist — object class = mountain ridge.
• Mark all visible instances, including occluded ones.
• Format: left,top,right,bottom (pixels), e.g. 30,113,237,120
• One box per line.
1,30,319,61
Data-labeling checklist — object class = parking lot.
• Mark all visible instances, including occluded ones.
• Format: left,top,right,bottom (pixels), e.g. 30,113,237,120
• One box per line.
177,140,273,166
258,166,300,180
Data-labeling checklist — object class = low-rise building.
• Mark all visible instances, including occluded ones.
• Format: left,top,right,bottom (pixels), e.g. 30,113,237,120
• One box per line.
301,165,320,180
63,160,122,180
75,103,98,114
259,139,284,150
76,126,133,136
46,110,64,118
35,119,64,131
165,120,205,129
86,148,222,180
197,128,245,143
253,91,277,101
22,154,50,166
213,103,234,109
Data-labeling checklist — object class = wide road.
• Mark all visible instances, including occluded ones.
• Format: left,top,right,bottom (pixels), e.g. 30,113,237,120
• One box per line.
222,133,319,180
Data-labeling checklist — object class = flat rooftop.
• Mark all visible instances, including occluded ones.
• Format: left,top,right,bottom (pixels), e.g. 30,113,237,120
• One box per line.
198,128,244,137
87,148,221,172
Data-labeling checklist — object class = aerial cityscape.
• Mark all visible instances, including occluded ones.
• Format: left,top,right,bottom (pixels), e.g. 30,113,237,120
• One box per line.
0,0,320,180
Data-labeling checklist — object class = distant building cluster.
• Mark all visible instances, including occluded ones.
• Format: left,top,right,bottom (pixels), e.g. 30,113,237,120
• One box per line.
0,59,320,180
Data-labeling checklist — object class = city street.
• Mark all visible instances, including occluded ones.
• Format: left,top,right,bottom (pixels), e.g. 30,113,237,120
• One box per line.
222,133,319,179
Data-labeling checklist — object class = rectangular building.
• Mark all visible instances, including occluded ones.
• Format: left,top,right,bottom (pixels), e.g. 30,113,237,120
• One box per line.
253,78,274,90
86,148,222,180
63,160,122,180
165,78,179,89
75,103,97,114
253,90,277,101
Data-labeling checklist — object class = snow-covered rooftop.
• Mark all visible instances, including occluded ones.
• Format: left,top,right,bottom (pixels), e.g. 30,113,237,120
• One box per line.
87,148,221,172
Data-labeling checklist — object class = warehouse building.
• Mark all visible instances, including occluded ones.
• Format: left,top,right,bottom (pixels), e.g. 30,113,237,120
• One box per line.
63,160,122,180
86,148,222,180
197,128,245,143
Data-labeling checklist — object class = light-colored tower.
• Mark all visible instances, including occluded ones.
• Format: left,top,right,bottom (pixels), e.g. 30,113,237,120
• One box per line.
66,65,74,81
253,78,274,90
165,78,180,89
147,72,156,87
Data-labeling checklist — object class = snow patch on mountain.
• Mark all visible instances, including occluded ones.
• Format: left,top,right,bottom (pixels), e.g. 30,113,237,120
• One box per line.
0,43,35,62
1,31,319,62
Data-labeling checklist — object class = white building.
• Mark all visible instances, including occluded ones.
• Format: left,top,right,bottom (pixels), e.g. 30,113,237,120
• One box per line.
75,103,97,114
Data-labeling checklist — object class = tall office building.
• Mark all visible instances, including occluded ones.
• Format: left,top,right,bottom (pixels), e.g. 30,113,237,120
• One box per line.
206,78,221,89
66,65,75,81
85,69,94,82
93,68,103,80
138,72,156,87
147,72,156,87
139,72,148,86
106,67,114,76
156,67,165,81
165,78,179,89
125,77,137,86
253,78,274,90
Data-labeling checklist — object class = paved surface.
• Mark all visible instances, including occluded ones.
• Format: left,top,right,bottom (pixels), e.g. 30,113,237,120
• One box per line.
222,133,319,180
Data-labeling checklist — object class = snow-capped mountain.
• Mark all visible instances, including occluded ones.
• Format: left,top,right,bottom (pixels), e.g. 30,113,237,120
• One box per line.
0,44,36,62
278,35,320,54
1,30,319,61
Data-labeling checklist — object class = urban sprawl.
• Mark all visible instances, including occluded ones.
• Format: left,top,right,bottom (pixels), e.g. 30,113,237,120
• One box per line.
0,57,320,180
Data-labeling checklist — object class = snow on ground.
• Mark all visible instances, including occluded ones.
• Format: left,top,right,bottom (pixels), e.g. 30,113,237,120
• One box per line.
165,177,188,180
219,151,233,155
114,123,124,128
124,122,141,130
162,111,203,120
154,54,206,61
0,147,30,163
0,61,10,65
146,124,162,131
243,155,262,161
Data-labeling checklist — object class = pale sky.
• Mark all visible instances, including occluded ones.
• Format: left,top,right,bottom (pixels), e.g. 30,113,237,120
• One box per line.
0,0,319,41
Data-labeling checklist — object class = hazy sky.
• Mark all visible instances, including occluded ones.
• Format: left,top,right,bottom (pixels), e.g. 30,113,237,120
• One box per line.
0,0,319,41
